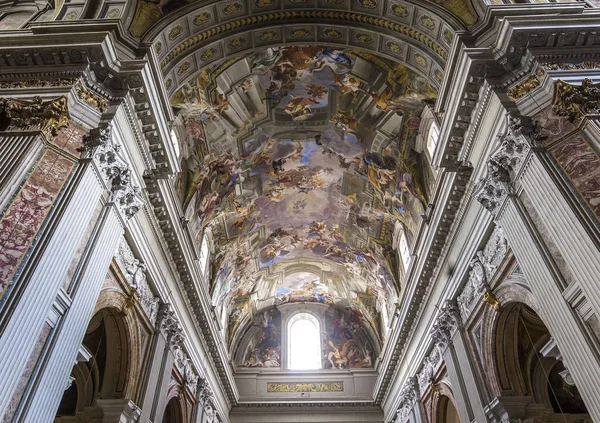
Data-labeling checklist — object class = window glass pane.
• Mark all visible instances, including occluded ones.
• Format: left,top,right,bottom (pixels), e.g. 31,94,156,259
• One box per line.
427,123,440,157
199,235,209,274
399,231,411,270
289,318,321,370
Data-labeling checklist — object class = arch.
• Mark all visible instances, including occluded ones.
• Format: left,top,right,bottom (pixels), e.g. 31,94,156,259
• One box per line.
478,286,590,418
163,396,185,423
55,285,144,420
479,282,541,396
436,394,460,423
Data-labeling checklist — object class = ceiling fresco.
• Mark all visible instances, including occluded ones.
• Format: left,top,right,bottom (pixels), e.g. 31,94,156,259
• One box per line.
170,44,438,366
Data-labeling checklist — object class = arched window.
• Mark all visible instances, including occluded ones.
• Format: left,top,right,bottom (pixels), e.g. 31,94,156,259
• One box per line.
288,313,321,370
199,234,209,275
398,230,411,270
427,121,440,158
170,128,181,159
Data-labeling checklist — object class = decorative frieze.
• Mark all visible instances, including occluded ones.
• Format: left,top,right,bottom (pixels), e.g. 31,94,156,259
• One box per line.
475,115,538,216
115,237,160,324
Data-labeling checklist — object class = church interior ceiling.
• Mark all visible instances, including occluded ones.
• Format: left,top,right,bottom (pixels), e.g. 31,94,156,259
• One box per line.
168,44,439,370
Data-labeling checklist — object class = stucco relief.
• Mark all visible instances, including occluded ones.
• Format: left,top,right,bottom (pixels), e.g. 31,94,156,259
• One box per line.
457,226,507,321
115,237,161,324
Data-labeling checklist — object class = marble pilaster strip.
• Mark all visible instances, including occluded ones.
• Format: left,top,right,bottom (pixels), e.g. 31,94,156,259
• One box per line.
500,198,600,420
22,206,124,421
0,134,38,191
522,154,600,318
0,165,102,419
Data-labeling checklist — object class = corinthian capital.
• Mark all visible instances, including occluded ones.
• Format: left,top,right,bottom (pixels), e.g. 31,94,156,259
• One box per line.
476,113,533,215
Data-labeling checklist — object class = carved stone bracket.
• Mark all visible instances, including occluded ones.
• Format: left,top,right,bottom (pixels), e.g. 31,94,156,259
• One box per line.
457,226,508,321
115,237,160,324
475,114,538,216
0,96,70,138
85,124,144,220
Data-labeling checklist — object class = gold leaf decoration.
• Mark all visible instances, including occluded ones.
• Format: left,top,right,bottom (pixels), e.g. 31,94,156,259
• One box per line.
290,28,310,38
169,25,183,40
435,70,443,82
194,12,211,26
228,37,247,48
259,30,278,41
155,42,162,54
177,61,191,75
358,0,377,8
165,79,172,90
420,15,435,30
443,30,453,45
391,4,408,17
74,81,109,113
200,48,216,61
414,54,427,67
325,0,344,4
323,28,343,39
256,0,276,6
355,33,373,44
386,40,403,54
223,2,242,15
266,382,344,392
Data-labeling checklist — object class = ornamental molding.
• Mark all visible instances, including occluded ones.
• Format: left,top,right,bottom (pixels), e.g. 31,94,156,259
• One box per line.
475,114,539,216
115,237,160,324
84,124,144,220
457,226,508,322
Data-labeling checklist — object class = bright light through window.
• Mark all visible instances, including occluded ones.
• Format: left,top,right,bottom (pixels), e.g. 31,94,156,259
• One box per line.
199,235,209,275
289,315,321,370
399,231,411,270
427,122,440,158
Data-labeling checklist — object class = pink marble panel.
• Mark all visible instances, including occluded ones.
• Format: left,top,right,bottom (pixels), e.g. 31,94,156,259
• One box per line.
0,149,75,299
552,136,600,220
